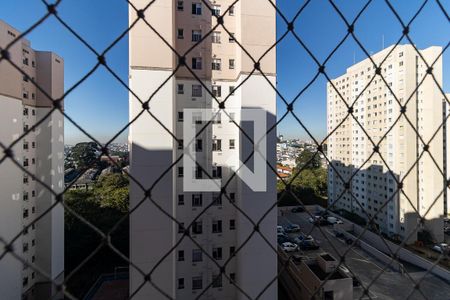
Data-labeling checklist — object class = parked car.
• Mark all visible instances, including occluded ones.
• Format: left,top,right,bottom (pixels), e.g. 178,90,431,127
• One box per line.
291,206,305,213
282,242,298,252
335,231,345,239
432,243,448,254
278,236,290,245
314,218,329,226
285,224,301,233
277,226,285,234
299,240,319,250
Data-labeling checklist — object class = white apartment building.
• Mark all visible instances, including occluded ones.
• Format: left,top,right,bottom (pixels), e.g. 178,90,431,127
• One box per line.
0,20,64,299
128,1,277,299
327,44,445,244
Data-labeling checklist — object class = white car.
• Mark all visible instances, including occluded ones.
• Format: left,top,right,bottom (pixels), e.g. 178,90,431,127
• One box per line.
281,242,298,252
277,226,285,234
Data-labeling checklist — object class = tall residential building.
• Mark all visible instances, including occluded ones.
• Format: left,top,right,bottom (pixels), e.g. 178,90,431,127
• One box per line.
128,1,277,299
443,93,450,217
327,44,445,244
0,20,64,299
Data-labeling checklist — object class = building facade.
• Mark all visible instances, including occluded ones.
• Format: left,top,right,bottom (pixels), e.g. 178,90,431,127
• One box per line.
327,44,444,243
0,20,64,299
128,1,277,299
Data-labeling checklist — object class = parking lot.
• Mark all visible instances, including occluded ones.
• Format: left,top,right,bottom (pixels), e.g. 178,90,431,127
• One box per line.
278,210,450,300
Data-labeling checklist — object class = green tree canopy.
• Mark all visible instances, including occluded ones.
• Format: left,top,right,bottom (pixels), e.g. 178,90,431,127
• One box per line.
94,173,129,213
295,149,321,170
70,142,99,170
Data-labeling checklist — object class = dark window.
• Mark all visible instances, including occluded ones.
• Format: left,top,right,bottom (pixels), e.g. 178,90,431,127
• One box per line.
212,274,222,288
229,219,235,230
192,276,202,290
192,194,202,207
212,247,222,260
177,0,184,11
178,194,184,205
178,250,184,261
178,278,184,289
192,3,202,15
212,220,222,233
192,249,202,262
192,221,202,234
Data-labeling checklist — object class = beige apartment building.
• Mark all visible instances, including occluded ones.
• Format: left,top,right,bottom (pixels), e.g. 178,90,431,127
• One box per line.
327,44,445,244
128,1,277,299
0,20,64,299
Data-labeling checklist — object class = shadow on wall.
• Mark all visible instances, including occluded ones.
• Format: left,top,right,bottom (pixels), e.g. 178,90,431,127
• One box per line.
328,160,445,244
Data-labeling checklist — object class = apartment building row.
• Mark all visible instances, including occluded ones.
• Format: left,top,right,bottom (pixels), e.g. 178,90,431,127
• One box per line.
327,44,445,243
0,20,64,299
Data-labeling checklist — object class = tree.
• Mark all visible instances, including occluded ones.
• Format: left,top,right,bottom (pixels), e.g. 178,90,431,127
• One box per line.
94,173,129,213
70,142,99,170
295,149,321,170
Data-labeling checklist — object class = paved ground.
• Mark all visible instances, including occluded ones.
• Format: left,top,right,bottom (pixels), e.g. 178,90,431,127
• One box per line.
279,211,450,300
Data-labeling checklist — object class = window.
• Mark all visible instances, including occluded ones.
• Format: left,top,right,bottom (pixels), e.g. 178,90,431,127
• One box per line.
195,139,203,152
229,59,235,69
23,58,29,65
195,167,202,179
23,92,29,99
229,246,235,256
192,194,203,207
31,93,35,100
178,278,185,289
23,209,29,218
212,85,221,97
192,84,202,97
178,222,185,233
229,86,235,95
178,111,184,122
212,166,222,178
23,176,28,184
23,243,29,253
31,61,35,68
212,274,222,288
229,273,236,283
23,75,28,82
212,5,221,16
229,112,235,122
399,52,403,57
23,142,29,150
192,3,202,15
192,57,202,69
23,108,28,115
192,30,202,42
23,159,29,167
229,219,235,230
212,112,221,124
177,28,184,39
230,193,235,203
192,276,203,290
31,109,35,116
192,221,202,234
212,220,222,233
178,167,184,177
399,61,403,66
212,193,222,205
177,84,184,94
31,142,35,148
23,277,28,287
177,0,184,11
229,5,235,16
23,192,28,201
178,139,184,150
178,250,185,261
192,249,202,262
229,139,235,149
212,247,222,260
212,31,221,43
178,194,184,205
229,33,235,43
212,139,222,151
212,58,221,70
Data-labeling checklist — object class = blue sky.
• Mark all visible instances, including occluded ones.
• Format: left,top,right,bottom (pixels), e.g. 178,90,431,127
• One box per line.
1,0,448,144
